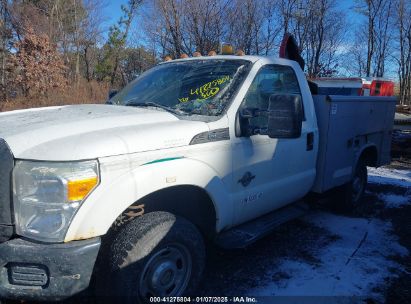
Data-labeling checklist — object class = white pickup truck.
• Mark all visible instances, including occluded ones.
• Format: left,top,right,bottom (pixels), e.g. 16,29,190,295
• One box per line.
0,50,395,302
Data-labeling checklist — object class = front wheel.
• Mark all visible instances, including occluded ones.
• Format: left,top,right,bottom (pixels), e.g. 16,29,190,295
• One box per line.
97,212,205,303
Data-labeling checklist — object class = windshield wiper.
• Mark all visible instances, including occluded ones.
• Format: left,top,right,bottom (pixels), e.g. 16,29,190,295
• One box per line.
126,101,189,116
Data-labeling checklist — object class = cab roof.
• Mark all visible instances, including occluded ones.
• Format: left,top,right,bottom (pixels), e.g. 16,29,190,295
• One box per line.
160,54,297,68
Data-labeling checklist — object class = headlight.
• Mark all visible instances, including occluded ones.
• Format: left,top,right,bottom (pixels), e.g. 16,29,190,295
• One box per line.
13,160,99,242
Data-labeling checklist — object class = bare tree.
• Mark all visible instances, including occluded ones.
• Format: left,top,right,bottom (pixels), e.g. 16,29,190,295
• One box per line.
228,0,260,54
279,0,345,77
157,0,186,57
257,0,282,55
183,0,227,55
139,1,172,58
356,0,387,77
345,30,368,77
373,0,394,77
81,0,107,82
0,0,12,100
3,0,411,110
279,0,298,35
395,0,411,105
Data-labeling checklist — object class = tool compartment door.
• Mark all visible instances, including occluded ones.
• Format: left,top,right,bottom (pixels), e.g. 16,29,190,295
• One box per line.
311,95,396,193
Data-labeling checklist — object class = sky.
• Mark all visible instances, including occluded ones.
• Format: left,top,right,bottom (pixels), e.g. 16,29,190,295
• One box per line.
101,0,360,34
102,0,129,28
99,0,397,79
100,0,362,49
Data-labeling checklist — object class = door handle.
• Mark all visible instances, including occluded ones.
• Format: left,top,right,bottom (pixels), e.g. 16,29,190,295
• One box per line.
307,132,314,151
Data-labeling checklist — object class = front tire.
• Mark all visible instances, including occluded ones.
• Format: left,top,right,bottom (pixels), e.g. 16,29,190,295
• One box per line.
98,212,205,303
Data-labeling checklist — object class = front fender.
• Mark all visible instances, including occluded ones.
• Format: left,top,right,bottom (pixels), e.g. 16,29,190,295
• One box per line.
64,157,231,242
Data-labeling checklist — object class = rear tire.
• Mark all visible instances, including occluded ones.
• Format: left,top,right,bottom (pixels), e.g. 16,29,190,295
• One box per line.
96,212,205,303
332,160,368,213
350,160,368,205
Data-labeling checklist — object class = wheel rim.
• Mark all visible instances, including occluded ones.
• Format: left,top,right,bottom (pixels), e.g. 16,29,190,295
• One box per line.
139,243,192,299
352,167,366,203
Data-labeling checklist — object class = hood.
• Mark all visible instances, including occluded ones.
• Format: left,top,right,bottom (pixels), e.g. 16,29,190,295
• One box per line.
0,104,209,161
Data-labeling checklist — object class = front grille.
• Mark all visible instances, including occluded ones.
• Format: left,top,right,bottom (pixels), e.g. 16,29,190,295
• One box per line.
0,138,14,243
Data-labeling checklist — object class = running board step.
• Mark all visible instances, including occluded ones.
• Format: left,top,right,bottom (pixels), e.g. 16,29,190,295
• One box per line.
215,201,309,249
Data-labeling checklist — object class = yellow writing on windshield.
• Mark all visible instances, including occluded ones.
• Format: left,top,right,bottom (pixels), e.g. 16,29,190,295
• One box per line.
179,75,230,103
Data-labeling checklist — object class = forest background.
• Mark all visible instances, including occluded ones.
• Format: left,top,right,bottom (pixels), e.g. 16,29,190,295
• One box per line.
0,0,410,112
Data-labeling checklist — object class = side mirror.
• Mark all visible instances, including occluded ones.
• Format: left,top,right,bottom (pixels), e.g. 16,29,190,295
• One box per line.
268,94,303,138
108,89,118,100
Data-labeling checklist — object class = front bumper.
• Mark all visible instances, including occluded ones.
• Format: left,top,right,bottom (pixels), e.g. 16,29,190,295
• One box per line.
0,237,101,301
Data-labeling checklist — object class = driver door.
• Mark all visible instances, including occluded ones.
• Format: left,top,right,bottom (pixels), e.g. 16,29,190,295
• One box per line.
231,65,316,225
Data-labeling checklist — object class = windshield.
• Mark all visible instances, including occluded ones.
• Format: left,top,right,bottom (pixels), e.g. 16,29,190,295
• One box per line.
110,59,251,116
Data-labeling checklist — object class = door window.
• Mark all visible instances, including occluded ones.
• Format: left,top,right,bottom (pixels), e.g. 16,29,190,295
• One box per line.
242,65,302,129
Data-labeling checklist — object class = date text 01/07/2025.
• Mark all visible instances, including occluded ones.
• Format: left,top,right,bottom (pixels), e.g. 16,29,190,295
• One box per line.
149,296,258,303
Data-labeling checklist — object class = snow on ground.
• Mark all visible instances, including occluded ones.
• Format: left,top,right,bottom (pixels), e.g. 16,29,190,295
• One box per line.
395,112,411,121
369,166,411,208
368,166,411,188
379,193,410,208
248,167,411,301
250,212,408,300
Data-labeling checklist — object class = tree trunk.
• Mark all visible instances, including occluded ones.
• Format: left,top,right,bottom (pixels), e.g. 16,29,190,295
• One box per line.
0,0,8,100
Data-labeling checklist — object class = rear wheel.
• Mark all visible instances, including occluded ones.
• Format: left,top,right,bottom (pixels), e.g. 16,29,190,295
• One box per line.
96,211,205,303
351,160,368,204
331,160,368,213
